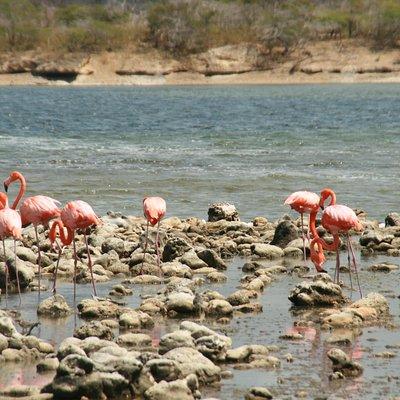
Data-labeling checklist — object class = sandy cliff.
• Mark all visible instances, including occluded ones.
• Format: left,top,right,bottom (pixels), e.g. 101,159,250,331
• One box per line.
1,40,399,86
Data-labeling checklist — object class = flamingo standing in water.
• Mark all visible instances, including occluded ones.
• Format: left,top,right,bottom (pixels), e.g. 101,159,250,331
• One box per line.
284,191,320,262
3,171,61,295
318,188,363,296
57,200,100,300
0,193,22,304
48,219,73,294
141,197,166,275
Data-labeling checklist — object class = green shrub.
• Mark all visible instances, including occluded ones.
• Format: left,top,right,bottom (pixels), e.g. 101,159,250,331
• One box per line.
147,0,215,54
0,0,40,50
371,0,400,48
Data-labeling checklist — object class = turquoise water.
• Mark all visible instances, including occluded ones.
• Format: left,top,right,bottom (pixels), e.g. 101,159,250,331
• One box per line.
0,84,399,220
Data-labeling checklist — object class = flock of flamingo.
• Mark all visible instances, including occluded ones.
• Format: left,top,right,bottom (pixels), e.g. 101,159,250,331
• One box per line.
0,170,363,307
285,188,363,296
0,171,166,305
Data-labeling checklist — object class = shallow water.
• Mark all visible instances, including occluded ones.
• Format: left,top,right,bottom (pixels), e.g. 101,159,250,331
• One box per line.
1,251,399,400
0,84,399,221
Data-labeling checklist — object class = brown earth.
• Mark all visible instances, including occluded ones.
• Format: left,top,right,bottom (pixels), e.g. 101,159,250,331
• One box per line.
0,40,399,86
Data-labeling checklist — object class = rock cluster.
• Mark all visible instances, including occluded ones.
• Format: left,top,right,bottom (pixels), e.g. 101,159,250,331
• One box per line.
0,312,54,363
359,222,400,257
42,320,277,399
288,274,347,307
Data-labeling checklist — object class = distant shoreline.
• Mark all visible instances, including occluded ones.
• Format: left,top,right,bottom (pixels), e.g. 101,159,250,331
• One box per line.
2,70,400,87
1,40,400,87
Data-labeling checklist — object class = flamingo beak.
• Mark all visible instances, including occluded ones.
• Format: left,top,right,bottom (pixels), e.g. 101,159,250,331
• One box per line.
320,205,324,210
3,183,8,192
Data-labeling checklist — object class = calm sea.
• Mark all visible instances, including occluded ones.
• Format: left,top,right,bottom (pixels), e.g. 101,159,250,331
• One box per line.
0,84,399,221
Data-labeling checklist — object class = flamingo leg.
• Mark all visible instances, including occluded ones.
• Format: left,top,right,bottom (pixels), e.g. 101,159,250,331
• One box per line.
156,220,163,277
2,239,8,308
84,231,97,297
335,246,340,285
52,239,63,295
300,213,306,263
72,232,77,305
140,220,149,275
34,225,42,297
14,239,21,305
348,234,363,298
346,238,354,299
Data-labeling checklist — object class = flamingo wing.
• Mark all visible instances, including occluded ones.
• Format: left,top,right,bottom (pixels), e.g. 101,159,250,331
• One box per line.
284,191,320,214
0,208,22,239
20,195,61,226
143,197,166,225
322,204,363,233
61,200,99,230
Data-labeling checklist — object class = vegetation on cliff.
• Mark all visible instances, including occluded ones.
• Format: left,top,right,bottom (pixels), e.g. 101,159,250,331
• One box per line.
0,0,399,55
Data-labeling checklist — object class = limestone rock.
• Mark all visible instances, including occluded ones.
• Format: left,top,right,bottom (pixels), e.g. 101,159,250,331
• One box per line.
288,274,346,307
144,375,199,400
245,386,273,400
385,212,400,227
270,220,299,248
207,202,239,222
251,244,284,259
163,238,192,262
159,330,195,354
196,249,227,270
37,294,72,317
74,321,114,340
163,347,221,383
327,348,363,377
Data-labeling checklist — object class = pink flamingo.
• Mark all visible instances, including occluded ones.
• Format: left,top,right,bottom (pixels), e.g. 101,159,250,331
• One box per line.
141,197,166,274
284,191,320,262
4,171,61,295
319,188,363,296
59,200,100,300
309,204,339,274
48,219,73,294
0,193,22,304
309,237,327,273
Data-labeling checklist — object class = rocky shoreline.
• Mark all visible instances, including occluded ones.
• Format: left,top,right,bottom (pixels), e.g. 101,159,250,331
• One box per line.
0,203,399,399
1,40,400,86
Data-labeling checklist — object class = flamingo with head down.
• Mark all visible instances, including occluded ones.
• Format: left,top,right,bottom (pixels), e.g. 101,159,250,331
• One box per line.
312,188,363,296
284,191,320,263
49,200,100,301
0,192,22,304
141,197,166,275
48,219,73,295
3,171,61,296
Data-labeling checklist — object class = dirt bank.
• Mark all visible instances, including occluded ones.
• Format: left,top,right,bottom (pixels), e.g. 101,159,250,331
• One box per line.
1,40,400,86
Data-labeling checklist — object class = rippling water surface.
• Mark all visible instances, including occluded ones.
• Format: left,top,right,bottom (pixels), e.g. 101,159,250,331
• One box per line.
0,84,399,220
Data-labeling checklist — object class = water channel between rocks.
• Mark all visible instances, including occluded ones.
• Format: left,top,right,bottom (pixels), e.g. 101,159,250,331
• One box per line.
0,252,399,400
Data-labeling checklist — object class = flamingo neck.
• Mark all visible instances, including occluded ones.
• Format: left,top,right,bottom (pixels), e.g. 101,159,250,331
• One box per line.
321,189,336,207
319,234,340,251
50,220,74,246
309,211,318,238
0,194,9,210
310,238,325,272
11,172,26,210
327,190,336,206
309,211,340,251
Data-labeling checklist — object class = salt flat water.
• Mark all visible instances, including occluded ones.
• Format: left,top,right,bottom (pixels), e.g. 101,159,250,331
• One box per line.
0,84,399,220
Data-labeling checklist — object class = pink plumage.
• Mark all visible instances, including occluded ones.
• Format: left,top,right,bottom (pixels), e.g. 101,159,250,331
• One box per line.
0,208,22,240
321,204,363,234
284,191,320,214
61,200,100,230
143,197,166,226
20,195,61,226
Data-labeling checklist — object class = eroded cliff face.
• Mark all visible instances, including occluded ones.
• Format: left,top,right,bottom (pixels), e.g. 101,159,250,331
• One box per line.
1,40,399,85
